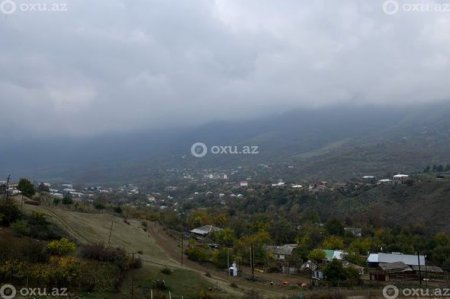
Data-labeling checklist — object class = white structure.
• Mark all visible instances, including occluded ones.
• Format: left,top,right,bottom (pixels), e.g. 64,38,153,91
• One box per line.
368,252,425,266
393,174,409,183
229,262,238,277
378,179,392,184
272,180,285,187
190,225,223,237
239,181,248,187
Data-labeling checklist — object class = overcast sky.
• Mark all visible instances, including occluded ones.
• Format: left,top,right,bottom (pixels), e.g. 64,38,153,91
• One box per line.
0,0,449,137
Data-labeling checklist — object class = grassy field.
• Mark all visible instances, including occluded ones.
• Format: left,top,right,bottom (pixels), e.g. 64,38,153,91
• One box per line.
21,203,232,298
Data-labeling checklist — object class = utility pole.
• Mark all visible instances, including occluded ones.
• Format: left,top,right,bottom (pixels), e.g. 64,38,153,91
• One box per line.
417,251,422,286
250,243,255,281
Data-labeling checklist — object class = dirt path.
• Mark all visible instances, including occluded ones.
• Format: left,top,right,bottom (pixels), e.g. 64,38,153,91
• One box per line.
147,222,296,298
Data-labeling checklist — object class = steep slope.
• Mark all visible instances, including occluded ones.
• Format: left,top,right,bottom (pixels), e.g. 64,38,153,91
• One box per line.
0,103,449,182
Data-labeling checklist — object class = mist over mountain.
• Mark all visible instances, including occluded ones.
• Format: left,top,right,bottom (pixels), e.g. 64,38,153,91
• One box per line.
1,103,448,184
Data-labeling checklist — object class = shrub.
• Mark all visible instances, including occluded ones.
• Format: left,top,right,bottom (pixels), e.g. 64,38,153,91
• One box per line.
186,246,210,263
152,279,169,291
48,238,76,256
0,199,22,226
0,237,49,263
161,267,172,275
11,220,31,235
62,194,73,205
80,243,128,266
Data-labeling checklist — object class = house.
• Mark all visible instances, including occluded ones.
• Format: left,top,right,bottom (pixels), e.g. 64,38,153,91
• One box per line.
377,179,393,185
300,260,318,272
369,261,413,281
271,180,285,187
367,252,425,267
190,225,223,237
311,269,324,285
323,250,345,262
393,174,409,183
266,244,297,261
368,252,427,281
239,181,248,187
410,265,444,274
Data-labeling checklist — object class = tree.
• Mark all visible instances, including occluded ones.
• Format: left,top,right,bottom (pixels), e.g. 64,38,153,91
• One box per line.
211,228,235,247
62,194,73,205
17,178,35,198
324,259,361,286
324,259,347,282
0,199,22,226
322,236,345,249
308,248,325,263
325,218,344,236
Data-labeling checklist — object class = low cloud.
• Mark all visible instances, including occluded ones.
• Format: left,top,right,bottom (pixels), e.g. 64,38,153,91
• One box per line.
0,0,449,137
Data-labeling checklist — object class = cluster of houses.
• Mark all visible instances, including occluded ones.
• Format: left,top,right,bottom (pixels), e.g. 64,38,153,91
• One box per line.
0,181,21,196
187,223,446,284
266,244,445,283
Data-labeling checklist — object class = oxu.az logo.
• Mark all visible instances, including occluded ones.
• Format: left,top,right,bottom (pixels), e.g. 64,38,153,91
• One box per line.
0,0,68,15
0,0,16,14
190,142,260,158
0,284,68,298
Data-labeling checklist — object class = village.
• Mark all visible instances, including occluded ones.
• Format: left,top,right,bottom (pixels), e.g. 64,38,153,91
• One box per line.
2,167,448,293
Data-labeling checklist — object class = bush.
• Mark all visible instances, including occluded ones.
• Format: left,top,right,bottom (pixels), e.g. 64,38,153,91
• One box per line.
11,220,31,235
186,246,210,263
62,194,73,205
0,199,22,226
48,238,76,256
80,243,128,268
152,279,169,291
161,267,172,275
0,237,49,263
21,212,65,240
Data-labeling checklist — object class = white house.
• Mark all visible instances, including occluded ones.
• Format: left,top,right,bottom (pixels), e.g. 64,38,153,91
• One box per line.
368,252,425,266
393,174,409,183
